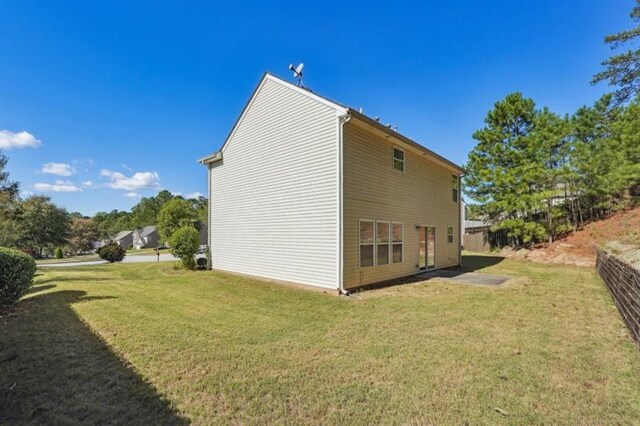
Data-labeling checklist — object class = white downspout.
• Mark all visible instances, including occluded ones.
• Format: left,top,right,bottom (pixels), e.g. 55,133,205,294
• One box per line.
207,163,213,269
338,112,351,295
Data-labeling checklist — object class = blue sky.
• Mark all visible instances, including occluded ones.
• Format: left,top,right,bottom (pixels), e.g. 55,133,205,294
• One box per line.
0,0,631,215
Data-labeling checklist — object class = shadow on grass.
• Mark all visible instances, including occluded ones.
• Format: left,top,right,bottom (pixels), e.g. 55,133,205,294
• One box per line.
35,276,112,285
459,254,505,272
0,290,188,424
24,284,57,296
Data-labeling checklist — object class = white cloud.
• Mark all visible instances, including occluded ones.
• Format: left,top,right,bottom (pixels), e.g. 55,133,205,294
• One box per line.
121,163,133,173
34,180,82,193
72,158,94,166
42,162,76,176
0,130,42,150
186,191,204,199
100,169,160,191
123,191,140,198
81,180,94,188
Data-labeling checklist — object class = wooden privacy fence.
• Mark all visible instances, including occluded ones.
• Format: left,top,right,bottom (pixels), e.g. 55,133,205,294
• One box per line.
463,233,490,252
596,248,640,348
463,229,512,252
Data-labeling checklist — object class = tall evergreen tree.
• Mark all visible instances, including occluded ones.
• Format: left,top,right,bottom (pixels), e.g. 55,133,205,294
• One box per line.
569,94,625,220
592,0,640,104
612,97,640,195
466,94,574,245
465,93,547,245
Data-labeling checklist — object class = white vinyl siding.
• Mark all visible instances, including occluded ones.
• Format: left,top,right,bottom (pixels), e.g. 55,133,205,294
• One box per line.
209,76,340,289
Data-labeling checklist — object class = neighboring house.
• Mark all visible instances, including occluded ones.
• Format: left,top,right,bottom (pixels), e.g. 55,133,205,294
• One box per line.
132,226,159,249
92,240,107,251
200,72,464,293
112,230,133,249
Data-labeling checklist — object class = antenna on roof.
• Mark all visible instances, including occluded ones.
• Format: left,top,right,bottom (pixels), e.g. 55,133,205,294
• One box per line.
288,63,305,87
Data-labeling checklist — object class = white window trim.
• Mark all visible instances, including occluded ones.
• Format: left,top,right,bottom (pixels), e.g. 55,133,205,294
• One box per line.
376,220,391,267
392,222,404,263
447,225,454,243
359,219,375,269
393,146,405,174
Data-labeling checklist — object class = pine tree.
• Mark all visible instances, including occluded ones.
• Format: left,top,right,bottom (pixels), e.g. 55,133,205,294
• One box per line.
465,93,548,245
592,1,640,104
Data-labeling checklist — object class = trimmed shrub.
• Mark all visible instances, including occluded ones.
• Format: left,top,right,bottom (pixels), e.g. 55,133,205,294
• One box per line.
196,257,208,270
54,247,63,259
97,243,126,263
169,226,200,270
0,247,37,308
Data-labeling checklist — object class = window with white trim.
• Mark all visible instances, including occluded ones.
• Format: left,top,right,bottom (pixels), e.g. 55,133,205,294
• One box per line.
376,221,390,265
392,222,403,263
393,147,405,172
359,220,374,268
447,226,454,243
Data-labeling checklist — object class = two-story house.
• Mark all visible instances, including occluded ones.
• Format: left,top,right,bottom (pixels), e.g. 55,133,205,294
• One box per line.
200,72,464,294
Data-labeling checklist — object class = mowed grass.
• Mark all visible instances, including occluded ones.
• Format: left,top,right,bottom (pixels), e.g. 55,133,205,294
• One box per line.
35,253,100,265
2,256,640,424
126,247,169,256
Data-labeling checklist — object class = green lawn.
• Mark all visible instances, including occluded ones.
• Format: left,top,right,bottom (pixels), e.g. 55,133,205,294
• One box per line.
126,247,168,256
35,253,100,265
2,255,640,424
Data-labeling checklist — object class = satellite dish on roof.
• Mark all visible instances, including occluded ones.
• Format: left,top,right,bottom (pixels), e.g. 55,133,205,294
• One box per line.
288,63,305,87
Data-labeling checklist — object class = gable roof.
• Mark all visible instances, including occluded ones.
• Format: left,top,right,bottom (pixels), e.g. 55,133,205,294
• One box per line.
199,72,464,174
139,225,157,237
113,230,133,240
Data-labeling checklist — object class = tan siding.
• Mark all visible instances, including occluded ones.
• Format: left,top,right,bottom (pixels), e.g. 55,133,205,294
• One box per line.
210,77,340,289
343,121,461,289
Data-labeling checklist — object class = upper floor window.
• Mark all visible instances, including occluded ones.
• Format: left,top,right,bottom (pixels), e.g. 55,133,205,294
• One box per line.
393,147,405,173
452,175,459,202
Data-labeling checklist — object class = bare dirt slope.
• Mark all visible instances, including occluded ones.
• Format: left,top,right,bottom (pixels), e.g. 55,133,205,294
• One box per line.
500,206,640,266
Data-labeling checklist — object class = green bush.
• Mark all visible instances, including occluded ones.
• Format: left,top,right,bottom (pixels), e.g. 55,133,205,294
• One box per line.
0,247,37,308
97,243,126,263
169,226,200,270
54,247,63,259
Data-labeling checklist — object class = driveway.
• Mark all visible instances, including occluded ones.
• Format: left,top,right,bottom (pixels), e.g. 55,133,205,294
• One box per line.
38,253,178,268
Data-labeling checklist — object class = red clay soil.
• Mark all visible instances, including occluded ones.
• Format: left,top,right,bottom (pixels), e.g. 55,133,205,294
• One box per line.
500,206,640,267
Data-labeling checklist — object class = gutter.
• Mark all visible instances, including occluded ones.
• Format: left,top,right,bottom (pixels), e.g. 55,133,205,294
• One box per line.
199,151,222,165
337,112,351,296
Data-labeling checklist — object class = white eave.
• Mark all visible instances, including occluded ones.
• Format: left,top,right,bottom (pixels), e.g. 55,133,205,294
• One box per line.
199,151,222,165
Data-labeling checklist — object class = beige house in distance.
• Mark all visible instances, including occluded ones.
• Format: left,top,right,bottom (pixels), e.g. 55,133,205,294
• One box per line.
200,72,464,294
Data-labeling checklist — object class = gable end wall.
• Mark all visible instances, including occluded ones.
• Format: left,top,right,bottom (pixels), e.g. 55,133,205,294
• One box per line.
209,78,340,289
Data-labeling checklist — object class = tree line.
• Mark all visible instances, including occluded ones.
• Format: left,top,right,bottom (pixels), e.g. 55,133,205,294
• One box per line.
464,1,640,246
0,159,207,258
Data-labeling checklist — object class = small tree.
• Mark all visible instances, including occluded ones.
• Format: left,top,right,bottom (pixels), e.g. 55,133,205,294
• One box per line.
68,217,99,254
54,247,63,259
169,226,199,270
97,243,126,263
157,198,199,243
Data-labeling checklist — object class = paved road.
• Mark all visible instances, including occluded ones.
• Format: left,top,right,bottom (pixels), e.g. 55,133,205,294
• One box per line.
38,253,178,268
